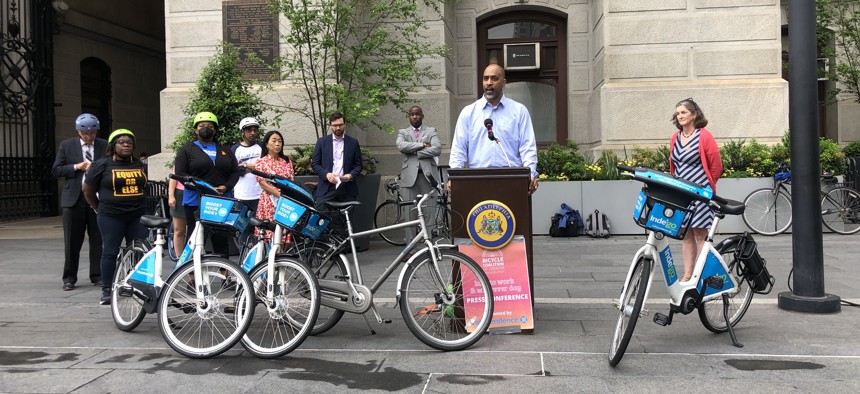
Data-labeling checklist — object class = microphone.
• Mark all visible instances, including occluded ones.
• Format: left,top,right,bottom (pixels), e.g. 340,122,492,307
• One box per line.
484,118,496,141
483,118,511,167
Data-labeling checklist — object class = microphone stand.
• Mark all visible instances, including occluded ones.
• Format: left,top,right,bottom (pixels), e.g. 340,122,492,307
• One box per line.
492,137,512,167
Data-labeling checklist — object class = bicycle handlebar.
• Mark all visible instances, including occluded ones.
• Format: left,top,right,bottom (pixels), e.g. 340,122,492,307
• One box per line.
616,165,734,209
168,173,221,195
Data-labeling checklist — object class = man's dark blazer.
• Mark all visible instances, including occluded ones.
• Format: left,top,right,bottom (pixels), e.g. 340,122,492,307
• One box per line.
311,133,363,197
51,137,109,207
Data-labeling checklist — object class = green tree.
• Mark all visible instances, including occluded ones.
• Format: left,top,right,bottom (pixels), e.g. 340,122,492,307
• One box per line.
269,0,447,138
817,0,860,103
170,43,272,151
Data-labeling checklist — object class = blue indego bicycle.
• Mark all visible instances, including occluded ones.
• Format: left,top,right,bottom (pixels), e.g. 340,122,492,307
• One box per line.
609,165,774,366
111,174,256,358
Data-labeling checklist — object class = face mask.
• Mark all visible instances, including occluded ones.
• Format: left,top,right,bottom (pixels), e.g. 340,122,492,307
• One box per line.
198,126,215,140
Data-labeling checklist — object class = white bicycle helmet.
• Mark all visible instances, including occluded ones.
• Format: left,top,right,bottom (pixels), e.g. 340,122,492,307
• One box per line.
239,117,260,131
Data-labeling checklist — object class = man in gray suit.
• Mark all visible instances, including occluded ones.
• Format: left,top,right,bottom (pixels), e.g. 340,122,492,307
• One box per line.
396,105,442,243
51,113,107,290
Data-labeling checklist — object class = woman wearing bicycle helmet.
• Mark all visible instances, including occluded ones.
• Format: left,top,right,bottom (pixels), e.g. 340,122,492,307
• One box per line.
669,98,723,282
83,129,149,305
174,112,240,257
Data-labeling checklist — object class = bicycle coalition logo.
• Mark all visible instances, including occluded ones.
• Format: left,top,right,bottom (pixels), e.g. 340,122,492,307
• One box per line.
467,200,516,250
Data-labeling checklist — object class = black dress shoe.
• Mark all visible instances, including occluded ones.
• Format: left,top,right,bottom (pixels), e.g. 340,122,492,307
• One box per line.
63,283,74,291
91,277,101,286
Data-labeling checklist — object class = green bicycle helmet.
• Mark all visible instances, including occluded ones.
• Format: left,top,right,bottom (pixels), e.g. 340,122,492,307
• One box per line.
108,128,135,144
193,111,219,127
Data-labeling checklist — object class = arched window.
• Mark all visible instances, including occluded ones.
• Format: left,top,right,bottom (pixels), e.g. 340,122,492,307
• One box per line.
80,57,111,138
478,11,567,145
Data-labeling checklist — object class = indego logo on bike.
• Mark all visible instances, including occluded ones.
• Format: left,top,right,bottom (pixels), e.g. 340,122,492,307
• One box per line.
648,215,678,230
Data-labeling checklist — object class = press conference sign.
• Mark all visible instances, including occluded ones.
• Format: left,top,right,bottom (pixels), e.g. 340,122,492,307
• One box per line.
504,43,540,70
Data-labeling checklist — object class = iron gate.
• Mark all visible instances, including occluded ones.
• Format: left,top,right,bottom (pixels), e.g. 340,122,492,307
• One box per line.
1,0,55,221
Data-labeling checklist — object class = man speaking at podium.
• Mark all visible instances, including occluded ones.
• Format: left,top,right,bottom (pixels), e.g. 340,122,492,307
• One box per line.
449,64,539,195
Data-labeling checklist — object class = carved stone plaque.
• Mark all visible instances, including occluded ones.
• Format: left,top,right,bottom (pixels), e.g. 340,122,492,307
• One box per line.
222,0,279,80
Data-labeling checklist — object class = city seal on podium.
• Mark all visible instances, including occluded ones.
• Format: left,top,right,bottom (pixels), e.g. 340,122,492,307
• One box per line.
467,200,516,250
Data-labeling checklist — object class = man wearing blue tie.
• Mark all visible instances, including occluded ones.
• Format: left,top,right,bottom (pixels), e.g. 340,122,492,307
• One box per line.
396,105,442,243
311,112,363,211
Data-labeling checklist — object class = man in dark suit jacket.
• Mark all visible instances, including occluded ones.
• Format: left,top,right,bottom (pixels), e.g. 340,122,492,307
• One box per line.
51,113,107,290
311,112,363,211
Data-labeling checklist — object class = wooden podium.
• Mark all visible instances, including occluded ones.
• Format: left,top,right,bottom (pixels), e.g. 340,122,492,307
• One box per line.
448,167,534,303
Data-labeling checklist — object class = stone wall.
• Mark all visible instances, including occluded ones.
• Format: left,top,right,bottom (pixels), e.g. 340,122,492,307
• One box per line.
53,7,165,157
594,0,788,152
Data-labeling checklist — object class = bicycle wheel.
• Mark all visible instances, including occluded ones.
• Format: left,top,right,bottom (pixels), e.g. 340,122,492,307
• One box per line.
111,239,151,332
157,257,255,358
302,243,347,335
399,249,494,351
698,244,754,333
609,257,651,367
374,200,407,246
821,187,860,235
241,257,320,358
742,188,792,236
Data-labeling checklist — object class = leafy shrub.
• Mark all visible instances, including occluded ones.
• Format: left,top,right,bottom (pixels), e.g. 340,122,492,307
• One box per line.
536,132,849,181
820,137,846,174
171,43,272,152
843,141,860,158
719,139,746,173
537,141,588,181
629,146,670,173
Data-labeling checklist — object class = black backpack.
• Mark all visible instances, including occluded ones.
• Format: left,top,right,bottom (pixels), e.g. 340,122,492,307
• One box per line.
549,203,583,237
585,210,611,238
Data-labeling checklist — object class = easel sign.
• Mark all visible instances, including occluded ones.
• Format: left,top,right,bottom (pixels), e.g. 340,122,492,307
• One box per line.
457,236,534,332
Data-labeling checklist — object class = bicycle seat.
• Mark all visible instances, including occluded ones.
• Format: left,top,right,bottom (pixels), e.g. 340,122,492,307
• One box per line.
715,198,745,216
140,215,170,229
248,217,276,232
326,201,361,209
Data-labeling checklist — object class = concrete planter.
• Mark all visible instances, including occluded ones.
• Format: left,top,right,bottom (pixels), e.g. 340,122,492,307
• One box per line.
532,177,772,235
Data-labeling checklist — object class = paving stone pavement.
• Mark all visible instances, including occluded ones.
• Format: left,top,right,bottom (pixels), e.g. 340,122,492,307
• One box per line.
1,216,859,393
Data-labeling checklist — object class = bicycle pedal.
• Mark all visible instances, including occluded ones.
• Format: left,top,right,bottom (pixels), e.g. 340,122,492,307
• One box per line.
117,285,135,298
382,319,392,324
653,312,671,326
335,275,349,280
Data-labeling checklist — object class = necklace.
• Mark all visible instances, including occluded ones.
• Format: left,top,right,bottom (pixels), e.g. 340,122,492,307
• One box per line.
681,129,696,138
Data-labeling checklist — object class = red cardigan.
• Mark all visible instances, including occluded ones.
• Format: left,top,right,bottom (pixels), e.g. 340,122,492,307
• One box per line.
669,128,723,193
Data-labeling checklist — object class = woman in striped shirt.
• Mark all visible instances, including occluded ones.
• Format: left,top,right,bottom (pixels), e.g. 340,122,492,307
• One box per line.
668,98,723,282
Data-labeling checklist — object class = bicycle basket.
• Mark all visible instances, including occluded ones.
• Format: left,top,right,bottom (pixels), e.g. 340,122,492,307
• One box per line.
632,188,694,240
272,196,331,240
199,195,252,232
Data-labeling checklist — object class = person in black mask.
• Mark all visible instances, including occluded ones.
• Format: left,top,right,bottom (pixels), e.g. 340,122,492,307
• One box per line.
174,111,240,256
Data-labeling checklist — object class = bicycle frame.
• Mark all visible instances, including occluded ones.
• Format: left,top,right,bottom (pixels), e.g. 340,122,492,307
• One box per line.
126,218,212,312
620,213,740,317
320,191,452,316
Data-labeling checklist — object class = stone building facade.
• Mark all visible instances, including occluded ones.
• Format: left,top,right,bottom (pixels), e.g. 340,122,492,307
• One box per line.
151,0,838,179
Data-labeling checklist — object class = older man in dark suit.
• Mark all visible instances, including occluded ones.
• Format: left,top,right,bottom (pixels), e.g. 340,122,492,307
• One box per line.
396,105,442,243
311,112,363,211
51,113,107,290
